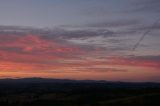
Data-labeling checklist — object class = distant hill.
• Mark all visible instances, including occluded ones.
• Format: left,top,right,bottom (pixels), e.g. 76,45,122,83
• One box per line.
0,77,160,88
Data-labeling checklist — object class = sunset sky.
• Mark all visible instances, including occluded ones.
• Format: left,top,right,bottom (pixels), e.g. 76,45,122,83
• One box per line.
0,0,160,82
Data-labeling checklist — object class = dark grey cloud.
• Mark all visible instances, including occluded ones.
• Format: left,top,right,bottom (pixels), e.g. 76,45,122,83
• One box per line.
130,22,160,31
127,0,160,13
85,19,141,28
74,67,127,73
59,29,114,39
59,18,142,32
130,55,160,62
58,18,146,42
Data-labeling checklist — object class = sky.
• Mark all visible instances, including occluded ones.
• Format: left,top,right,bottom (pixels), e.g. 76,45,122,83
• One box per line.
0,0,160,82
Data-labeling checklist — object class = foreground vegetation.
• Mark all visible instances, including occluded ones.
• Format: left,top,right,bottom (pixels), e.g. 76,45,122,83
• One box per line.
0,78,160,106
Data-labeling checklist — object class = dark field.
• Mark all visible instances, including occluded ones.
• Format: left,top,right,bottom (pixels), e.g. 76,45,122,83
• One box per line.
0,78,160,106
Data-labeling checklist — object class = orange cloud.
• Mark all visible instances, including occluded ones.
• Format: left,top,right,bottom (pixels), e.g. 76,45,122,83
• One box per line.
0,33,159,81
0,34,86,73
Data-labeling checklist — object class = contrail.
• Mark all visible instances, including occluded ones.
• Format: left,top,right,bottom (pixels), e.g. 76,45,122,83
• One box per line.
132,18,160,51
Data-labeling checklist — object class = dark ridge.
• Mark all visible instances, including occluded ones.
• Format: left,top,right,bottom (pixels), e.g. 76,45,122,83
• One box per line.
0,77,160,88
